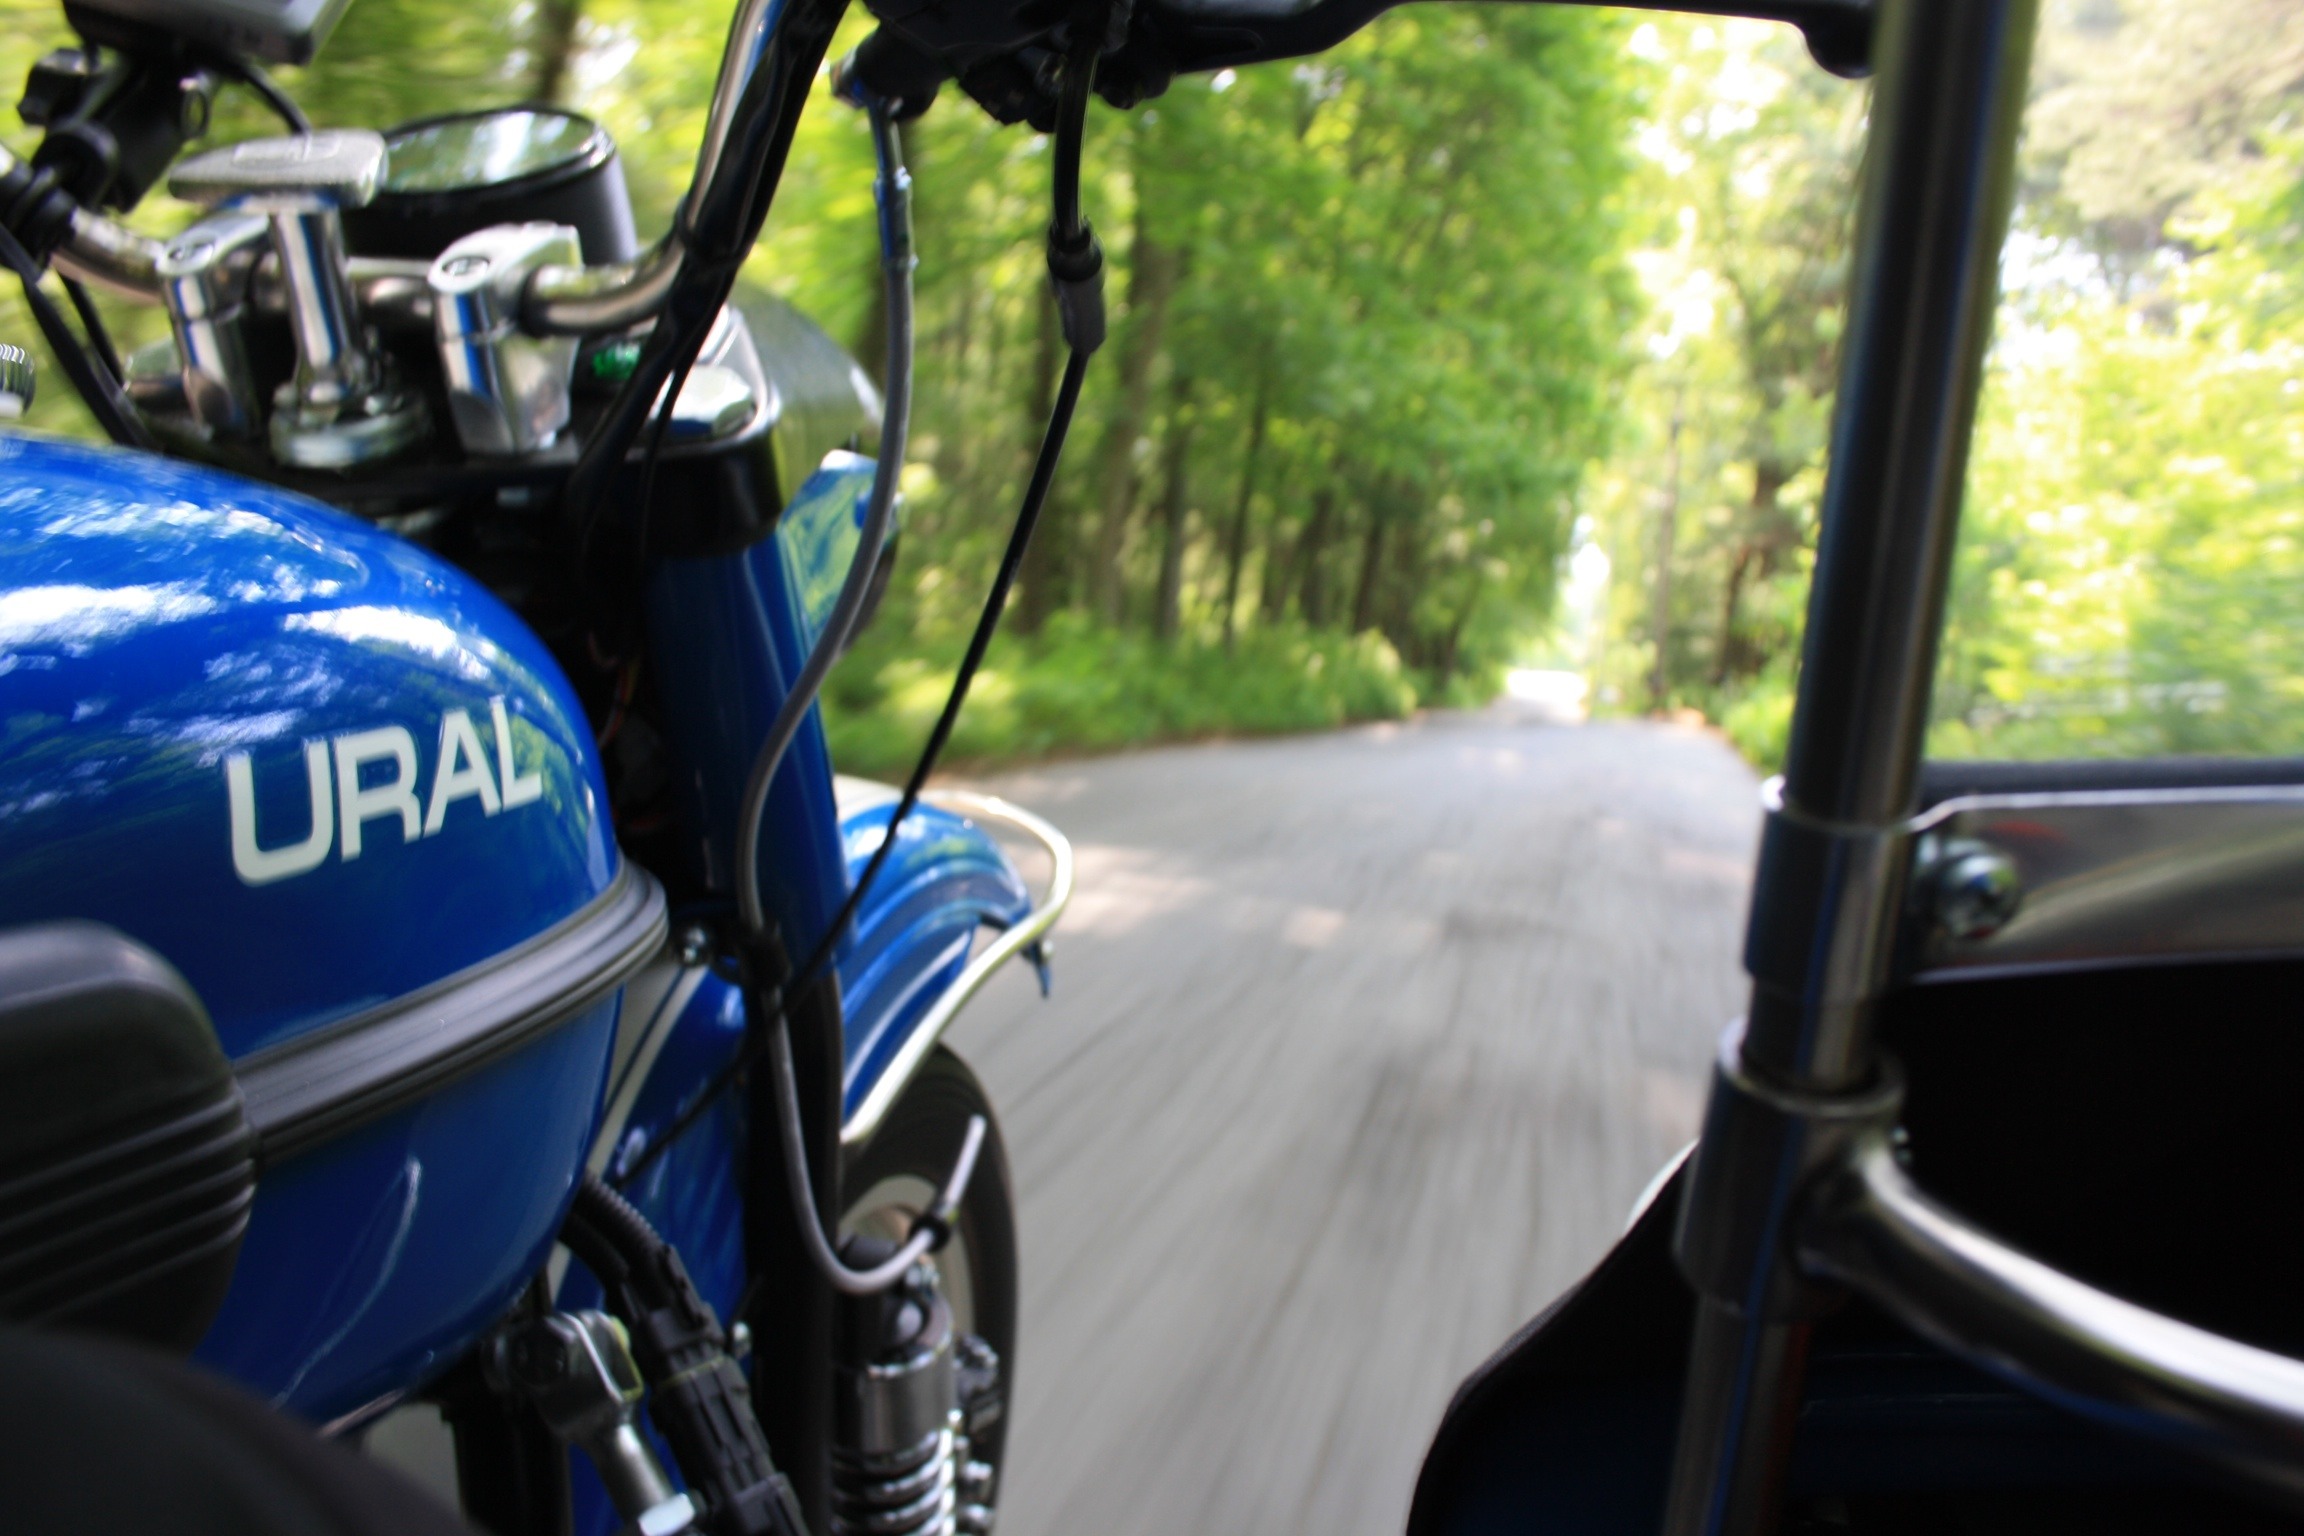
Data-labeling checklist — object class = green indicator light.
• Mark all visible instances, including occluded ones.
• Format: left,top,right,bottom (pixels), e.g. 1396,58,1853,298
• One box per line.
589,339,644,383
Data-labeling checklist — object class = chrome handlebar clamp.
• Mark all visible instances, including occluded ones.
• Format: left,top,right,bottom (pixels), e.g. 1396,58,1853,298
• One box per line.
169,131,427,468
151,212,269,439
430,223,582,456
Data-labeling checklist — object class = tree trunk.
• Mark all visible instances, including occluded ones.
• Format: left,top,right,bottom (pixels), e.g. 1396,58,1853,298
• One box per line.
1153,376,1195,643
1350,495,1387,636
1647,392,1684,712
1220,371,1271,648
1749,457,1795,572
1258,501,1290,621
1381,513,1426,659
1295,486,1335,626
1714,544,1754,687
1712,456,1788,686
1437,568,1485,688
1086,216,1177,624
527,0,583,103
1013,286,1069,635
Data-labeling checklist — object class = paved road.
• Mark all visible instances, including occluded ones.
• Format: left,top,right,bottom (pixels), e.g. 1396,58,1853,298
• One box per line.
943,710,1762,1536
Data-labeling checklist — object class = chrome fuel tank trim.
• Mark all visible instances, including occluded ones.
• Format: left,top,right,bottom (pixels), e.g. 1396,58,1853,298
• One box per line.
1911,782,2304,977
237,860,666,1164
840,793,1073,1149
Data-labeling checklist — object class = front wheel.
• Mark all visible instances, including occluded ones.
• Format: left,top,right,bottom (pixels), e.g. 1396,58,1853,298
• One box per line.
838,1047,1017,1533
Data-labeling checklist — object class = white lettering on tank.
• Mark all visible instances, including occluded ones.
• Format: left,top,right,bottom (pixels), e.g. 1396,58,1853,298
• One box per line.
335,726,421,860
423,707,502,835
223,704,553,885
224,739,334,885
492,696,545,810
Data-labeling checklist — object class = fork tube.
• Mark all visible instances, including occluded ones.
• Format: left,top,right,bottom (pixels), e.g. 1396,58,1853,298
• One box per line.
1661,0,2038,1531
1748,0,2039,1088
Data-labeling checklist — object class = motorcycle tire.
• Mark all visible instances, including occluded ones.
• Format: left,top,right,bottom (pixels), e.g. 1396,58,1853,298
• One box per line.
839,1045,1019,1491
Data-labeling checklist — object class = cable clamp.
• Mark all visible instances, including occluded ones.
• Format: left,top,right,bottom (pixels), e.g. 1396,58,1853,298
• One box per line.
1673,1018,1905,1321
1742,778,1924,1007
1045,218,1105,355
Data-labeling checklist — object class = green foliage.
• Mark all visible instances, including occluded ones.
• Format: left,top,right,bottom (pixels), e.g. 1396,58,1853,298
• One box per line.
0,0,1640,763
1932,133,2304,758
1927,0,2304,760
1580,17,1865,767
821,611,1416,774
1716,661,1795,769
816,2,1642,727
1586,0,2304,773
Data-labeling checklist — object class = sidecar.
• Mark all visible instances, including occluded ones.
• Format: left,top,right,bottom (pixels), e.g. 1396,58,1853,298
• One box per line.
1410,0,2304,1531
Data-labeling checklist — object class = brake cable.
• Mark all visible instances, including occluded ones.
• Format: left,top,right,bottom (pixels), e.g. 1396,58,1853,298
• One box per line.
731,79,917,941
612,36,1111,1299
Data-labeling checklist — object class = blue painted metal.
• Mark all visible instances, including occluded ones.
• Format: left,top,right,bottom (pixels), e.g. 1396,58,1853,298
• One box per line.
0,432,616,1057
834,788,1030,1119
641,451,1030,1102
202,997,620,1422
777,448,878,654
641,455,872,961
0,430,624,1422
0,309,1039,1465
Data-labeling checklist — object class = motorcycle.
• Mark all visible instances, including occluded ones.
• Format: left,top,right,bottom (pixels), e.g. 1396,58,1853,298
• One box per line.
0,2,1084,1533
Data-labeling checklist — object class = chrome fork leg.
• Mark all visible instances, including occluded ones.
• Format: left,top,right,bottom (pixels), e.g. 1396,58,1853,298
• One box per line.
1655,0,2040,1527
1660,1305,1808,1536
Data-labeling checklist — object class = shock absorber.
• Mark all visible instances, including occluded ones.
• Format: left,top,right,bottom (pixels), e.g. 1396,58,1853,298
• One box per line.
832,1250,998,1536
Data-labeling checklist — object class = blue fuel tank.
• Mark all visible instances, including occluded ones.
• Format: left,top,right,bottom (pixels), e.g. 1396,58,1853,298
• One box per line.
0,433,664,1423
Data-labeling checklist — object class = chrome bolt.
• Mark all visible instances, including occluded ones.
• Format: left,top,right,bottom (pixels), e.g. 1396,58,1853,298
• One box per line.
1932,844,2021,940
727,1320,752,1359
440,253,491,279
676,925,712,967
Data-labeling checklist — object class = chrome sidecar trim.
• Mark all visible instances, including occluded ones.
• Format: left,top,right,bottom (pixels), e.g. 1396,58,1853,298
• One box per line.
1909,782,2304,978
840,792,1074,1149
237,861,667,1165
1803,1133,2304,1503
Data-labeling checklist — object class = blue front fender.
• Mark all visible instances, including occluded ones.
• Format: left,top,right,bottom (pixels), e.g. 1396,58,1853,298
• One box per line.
833,776,1032,1120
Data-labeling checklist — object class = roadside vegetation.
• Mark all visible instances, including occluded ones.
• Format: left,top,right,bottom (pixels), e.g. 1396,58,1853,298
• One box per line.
1581,0,2304,769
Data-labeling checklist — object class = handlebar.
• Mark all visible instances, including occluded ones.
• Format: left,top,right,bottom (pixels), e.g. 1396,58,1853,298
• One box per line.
522,237,686,337
508,0,788,339
6,134,673,339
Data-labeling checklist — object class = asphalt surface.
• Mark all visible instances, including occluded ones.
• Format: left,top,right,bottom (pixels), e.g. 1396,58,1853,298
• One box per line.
943,709,1763,1536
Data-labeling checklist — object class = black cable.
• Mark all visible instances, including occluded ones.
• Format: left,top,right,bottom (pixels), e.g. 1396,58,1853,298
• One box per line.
59,275,120,381
0,221,150,448
732,91,914,936
614,347,1093,1191
562,1174,674,1309
1050,33,1095,240
788,350,1090,994
612,26,1108,1190
213,54,312,134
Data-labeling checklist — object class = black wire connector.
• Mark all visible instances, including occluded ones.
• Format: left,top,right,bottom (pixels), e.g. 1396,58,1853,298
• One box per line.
562,1176,809,1536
